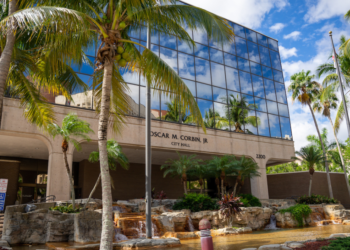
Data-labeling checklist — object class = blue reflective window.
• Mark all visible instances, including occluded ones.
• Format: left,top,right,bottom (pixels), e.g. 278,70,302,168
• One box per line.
194,43,209,59
127,84,140,116
182,79,196,97
209,38,222,50
273,70,284,83
213,87,227,103
262,66,273,80
151,29,159,44
268,38,278,51
238,57,250,72
239,71,253,95
80,56,94,75
242,94,255,110
211,62,226,88
76,74,92,91
178,53,195,80
257,33,268,46
160,33,177,50
197,83,212,100
275,82,287,104
214,102,229,130
267,100,278,115
193,28,208,45
181,21,193,39
252,75,265,98
151,90,161,120
280,117,292,140
246,29,257,43
160,92,173,121
140,40,147,54
140,26,147,41
226,67,240,92
210,48,224,64
224,53,237,68
250,62,262,76
245,110,257,135
264,79,276,101
120,67,139,85
248,42,260,63
255,97,267,112
151,44,160,56
197,99,214,123
269,114,281,138
278,103,289,117
223,40,236,55
128,27,140,39
257,112,270,137
270,50,282,70
259,45,271,67
84,42,96,57
232,23,246,38
160,47,178,73
235,37,248,59
178,40,193,54
195,58,211,84
228,90,241,103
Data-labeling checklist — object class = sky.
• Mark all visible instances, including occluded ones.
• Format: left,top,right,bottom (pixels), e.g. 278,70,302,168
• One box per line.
183,0,350,151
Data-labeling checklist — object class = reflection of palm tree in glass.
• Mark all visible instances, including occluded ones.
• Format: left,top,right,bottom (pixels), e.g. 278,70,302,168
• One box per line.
163,100,193,124
223,94,260,133
204,108,229,129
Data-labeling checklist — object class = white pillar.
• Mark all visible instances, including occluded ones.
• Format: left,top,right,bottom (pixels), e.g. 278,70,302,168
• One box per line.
250,159,269,199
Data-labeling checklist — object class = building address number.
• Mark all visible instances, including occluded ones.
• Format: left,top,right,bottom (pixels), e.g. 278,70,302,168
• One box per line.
256,154,266,159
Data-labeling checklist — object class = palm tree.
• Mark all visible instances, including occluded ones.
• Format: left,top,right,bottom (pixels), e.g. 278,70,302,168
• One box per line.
204,108,229,129
47,113,94,209
292,146,326,196
163,99,193,123
161,152,202,194
232,156,260,197
84,140,129,210
288,70,333,198
187,164,207,193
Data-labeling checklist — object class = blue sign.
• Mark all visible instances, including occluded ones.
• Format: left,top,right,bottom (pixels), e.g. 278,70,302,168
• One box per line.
0,192,5,211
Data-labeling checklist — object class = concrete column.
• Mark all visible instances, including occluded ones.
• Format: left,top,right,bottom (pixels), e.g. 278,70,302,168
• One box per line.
250,159,269,199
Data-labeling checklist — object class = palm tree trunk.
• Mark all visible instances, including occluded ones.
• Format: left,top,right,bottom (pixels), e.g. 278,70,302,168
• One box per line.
221,179,224,197
309,174,313,196
62,150,76,209
183,180,187,194
0,0,17,126
308,103,333,198
329,116,350,198
83,173,101,210
98,62,113,250
233,181,239,197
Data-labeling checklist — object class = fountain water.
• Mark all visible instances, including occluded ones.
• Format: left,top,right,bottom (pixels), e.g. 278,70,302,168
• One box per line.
114,227,128,242
187,216,195,232
264,214,279,230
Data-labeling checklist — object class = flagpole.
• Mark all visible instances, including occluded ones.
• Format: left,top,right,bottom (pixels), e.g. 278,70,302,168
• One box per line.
329,31,350,198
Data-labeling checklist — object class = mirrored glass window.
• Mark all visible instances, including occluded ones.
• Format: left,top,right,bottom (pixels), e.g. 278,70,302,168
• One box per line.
226,67,240,91
239,71,253,95
268,38,278,51
257,33,268,46
210,48,224,64
128,27,140,39
197,82,212,100
75,74,92,91
246,29,257,43
255,97,267,112
126,84,139,116
197,99,214,127
270,50,282,70
248,42,260,63
224,53,237,68
195,43,209,59
252,75,265,98
193,28,208,45
259,45,271,67
160,33,177,50
84,42,96,57
80,57,94,75
211,62,226,88
223,40,236,55
245,110,257,135
182,79,196,97
140,26,147,41
214,102,229,130
178,53,195,80
242,94,255,110
151,29,160,44
278,103,289,117
151,90,161,119
238,57,250,72
151,44,160,56
160,92,173,121
264,79,276,101
121,67,139,85
227,91,241,103
250,61,262,76
160,47,178,73
257,112,270,136
275,82,287,104
178,40,194,54
235,37,248,59
269,114,281,138
262,66,273,80
280,117,292,140
209,38,222,50
273,70,284,83
195,58,211,84
232,23,246,38
267,100,278,115
213,87,227,103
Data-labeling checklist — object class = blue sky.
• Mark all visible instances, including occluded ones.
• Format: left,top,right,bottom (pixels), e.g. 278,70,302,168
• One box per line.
183,0,350,150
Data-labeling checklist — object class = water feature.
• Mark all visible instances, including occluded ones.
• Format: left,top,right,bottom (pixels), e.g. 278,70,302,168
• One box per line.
113,227,128,242
187,216,195,232
264,214,279,230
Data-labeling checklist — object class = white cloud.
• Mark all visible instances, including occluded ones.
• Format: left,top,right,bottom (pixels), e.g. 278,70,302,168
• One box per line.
181,0,289,29
283,31,301,40
279,46,297,59
269,23,286,33
304,0,350,23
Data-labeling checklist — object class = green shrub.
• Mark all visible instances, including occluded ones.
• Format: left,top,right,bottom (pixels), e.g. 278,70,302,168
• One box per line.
322,237,350,249
173,193,219,212
49,204,81,213
296,194,338,205
239,194,262,207
279,204,312,227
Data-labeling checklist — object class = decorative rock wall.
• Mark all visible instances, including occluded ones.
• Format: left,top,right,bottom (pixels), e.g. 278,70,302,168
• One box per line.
74,211,102,243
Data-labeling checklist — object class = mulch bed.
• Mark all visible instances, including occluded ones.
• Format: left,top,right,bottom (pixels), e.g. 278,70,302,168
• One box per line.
294,240,334,250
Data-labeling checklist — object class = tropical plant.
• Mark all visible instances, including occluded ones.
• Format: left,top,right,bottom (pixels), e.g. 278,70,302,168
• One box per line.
163,100,193,124
296,194,338,205
161,152,202,195
85,140,129,210
187,164,208,194
288,70,333,198
47,113,93,209
172,193,219,212
279,204,312,227
218,193,243,225
292,146,326,196
267,162,308,174
204,108,229,129
321,237,350,249
239,193,262,207
50,204,81,213
232,156,260,197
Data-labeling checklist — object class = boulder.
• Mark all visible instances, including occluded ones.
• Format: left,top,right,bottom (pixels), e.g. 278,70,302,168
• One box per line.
342,220,350,225
329,233,350,238
258,244,292,250
155,211,188,232
231,207,272,230
0,240,10,248
286,242,306,248
323,204,345,220
275,212,311,228
116,201,138,212
74,211,102,243
114,237,181,248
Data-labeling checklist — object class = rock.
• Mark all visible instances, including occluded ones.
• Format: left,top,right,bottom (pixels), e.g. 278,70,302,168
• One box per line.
258,244,283,250
286,242,306,248
323,204,345,220
151,206,166,215
116,237,180,248
0,240,10,248
242,249,258,250
231,207,272,230
329,233,350,238
74,210,102,243
343,220,350,225
116,201,138,212
275,212,310,228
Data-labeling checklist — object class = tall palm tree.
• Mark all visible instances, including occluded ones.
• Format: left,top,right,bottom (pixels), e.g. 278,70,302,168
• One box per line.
84,140,129,209
288,70,333,198
187,164,207,194
161,152,202,195
292,146,326,196
232,156,260,197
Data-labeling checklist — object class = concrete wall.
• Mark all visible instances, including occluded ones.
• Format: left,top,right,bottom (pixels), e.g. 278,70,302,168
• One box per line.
268,172,350,208
0,160,20,207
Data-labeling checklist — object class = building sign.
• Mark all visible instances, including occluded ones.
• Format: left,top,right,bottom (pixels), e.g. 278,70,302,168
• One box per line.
151,131,208,148
0,179,8,211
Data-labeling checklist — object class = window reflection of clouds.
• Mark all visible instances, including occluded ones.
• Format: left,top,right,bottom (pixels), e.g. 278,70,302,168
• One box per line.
259,45,271,67
182,79,196,97
214,102,227,118
193,28,208,45
224,53,237,68
223,40,236,55
195,43,209,59
267,100,278,115
273,70,284,83
245,29,257,43
226,67,240,92
257,112,270,136
160,91,172,120
257,33,268,47
250,61,262,76
140,26,147,41
210,48,224,64
262,66,273,80
275,82,288,104
151,29,159,44
242,94,255,110
195,58,211,84
211,62,226,88
264,79,276,101
232,23,246,38
268,38,278,51
160,33,177,50
228,91,241,102
197,82,212,100
278,103,289,117
269,114,281,138
245,110,257,135
238,57,250,72
252,75,265,98
255,97,267,112
235,37,248,59
160,47,178,73
126,84,140,116
121,67,139,85
151,90,161,119
270,50,282,71
178,40,194,54
280,117,292,140
239,71,253,95
178,53,195,80
248,42,260,63
209,38,222,50
213,87,227,103
197,99,213,120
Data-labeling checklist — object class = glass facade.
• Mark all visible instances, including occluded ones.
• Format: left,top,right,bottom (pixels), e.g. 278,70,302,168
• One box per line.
61,1,292,141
